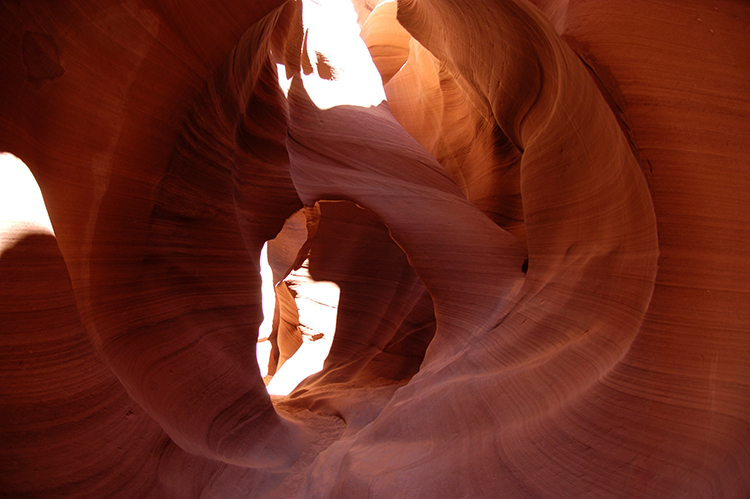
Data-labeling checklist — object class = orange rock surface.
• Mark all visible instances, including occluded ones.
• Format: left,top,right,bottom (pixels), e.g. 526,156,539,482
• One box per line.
1,0,748,497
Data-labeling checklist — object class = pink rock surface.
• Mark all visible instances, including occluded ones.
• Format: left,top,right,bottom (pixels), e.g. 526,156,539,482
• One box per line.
1,0,748,497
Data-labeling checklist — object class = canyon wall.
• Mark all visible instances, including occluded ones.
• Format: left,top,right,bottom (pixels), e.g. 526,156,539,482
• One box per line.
1,0,748,497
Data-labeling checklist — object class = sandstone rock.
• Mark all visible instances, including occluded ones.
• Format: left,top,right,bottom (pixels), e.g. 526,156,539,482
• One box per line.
1,0,748,497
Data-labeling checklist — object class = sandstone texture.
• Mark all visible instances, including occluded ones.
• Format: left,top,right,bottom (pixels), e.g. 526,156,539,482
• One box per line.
1,0,748,497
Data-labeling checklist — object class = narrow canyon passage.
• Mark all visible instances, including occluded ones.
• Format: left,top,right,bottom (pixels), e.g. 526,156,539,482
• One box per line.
1,0,749,497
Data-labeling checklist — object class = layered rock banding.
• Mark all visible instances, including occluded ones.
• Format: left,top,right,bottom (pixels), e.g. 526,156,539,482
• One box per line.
1,0,748,497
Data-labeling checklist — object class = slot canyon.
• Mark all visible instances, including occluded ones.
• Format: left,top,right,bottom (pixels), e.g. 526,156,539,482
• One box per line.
1,0,749,497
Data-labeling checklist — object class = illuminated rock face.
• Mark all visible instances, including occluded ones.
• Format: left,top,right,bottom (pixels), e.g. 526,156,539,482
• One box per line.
1,0,748,497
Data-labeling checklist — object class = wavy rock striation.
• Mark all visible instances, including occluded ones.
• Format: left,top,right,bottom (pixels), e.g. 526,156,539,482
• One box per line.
1,0,748,497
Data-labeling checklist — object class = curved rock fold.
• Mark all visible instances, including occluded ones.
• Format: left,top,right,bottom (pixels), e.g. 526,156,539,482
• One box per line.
1,0,748,497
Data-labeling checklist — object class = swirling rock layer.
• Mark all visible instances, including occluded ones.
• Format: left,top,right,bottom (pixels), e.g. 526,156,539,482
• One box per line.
1,0,748,497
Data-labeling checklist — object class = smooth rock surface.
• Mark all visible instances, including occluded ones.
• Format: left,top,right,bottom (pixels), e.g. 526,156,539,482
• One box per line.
1,0,748,497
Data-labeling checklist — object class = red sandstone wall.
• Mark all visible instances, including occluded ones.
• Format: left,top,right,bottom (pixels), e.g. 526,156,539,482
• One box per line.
1,0,748,497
